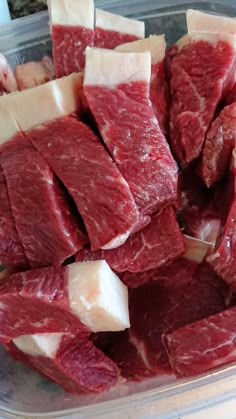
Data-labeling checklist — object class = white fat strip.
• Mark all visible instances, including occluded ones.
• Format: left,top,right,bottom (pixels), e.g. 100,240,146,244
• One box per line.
189,31,236,50
13,333,63,358
116,35,166,65
187,9,236,35
0,73,82,136
49,0,95,29
68,261,130,332
84,47,151,86
96,9,144,39
101,231,130,250
183,234,214,263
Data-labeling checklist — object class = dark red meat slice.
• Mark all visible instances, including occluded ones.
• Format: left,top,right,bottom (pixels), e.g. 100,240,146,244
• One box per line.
52,25,94,77
85,80,178,214
1,134,85,268
95,28,140,49
0,264,89,342
0,165,27,267
76,207,185,273
27,115,141,251
150,60,170,136
208,150,236,290
170,39,235,166
200,103,236,187
224,83,236,105
164,305,236,378
127,260,228,374
6,333,119,393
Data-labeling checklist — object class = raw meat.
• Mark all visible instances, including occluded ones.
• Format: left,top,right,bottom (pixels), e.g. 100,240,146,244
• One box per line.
208,150,236,291
164,305,236,378
116,35,170,135
165,34,189,83
49,0,95,76
15,58,55,90
41,56,55,79
183,234,214,264
126,261,228,374
170,11,236,166
95,9,144,49
0,53,18,95
6,332,119,393
200,103,236,187
225,83,236,105
76,207,185,273
1,135,85,268
27,115,141,251
0,260,130,342
84,48,178,215
0,165,27,267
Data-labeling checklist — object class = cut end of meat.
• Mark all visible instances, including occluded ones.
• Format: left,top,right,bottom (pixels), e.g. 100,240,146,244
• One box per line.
13,333,63,358
187,9,236,35
68,261,130,332
49,0,95,29
1,73,83,134
189,32,236,49
183,234,214,264
84,47,151,87
116,35,166,65
96,9,145,39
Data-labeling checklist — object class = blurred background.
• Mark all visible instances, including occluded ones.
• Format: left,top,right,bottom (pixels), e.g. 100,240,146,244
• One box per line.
8,0,47,18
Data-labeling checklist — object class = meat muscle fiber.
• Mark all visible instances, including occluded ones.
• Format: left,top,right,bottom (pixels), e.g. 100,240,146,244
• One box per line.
126,261,228,375
84,48,178,215
0,165,27,267
1,135,85,268
170,38,236,166
76,207,185,273
200,103,236,188
27,115,140,251
0,260,130,342
49,0,95,77
95,9,144,49
6,332,119,393
164,305,236,378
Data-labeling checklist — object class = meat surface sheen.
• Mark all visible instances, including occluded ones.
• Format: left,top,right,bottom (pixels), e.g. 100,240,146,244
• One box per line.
0,166,27,267
52,25,94,77
28,115,140,251
170,40,235,166
200,103,236,187
85,80,178,214
164,305,236,378
1,135,85,268
76,207,185,273
6,333,119,393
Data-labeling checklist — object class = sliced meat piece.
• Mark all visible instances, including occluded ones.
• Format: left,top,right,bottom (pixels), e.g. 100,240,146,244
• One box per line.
0,260,129,342
41,56,55,79
170,11,236,166
84,48,178,215
165,34,189,83
6,332,119,393
27,115,141,251
183,234,214,264
0,53,18,95
1,135,85,268
0,165,27,267
164,305,236,378
116,35,170,135
49,0,95,76
15,59,55,91
95,9,144,49
76,207,185,273
208,150,236,291
127,261,228,375
186,9,236,34
200,103,236,187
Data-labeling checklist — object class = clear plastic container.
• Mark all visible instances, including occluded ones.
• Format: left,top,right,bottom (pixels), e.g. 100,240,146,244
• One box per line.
0,1,236,417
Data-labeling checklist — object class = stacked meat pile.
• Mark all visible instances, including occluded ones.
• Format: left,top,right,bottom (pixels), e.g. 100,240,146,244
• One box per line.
0,0,236,394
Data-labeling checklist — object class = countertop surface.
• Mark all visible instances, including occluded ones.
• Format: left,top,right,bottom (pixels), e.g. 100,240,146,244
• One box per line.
8,0,47,18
